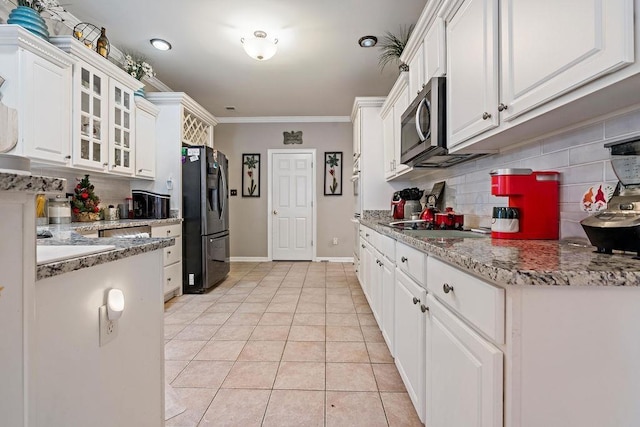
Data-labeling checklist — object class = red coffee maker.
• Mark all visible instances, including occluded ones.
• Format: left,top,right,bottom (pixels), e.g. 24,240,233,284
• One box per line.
490,169,560,239
391,191,405,220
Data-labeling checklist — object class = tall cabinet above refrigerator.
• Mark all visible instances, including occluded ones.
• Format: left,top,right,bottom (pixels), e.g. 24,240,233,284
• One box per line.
182,146,230,293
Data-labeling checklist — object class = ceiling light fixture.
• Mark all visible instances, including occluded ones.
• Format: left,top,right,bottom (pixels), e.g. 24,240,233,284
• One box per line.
150,38,172,51
358,35,378,48
241,30,278,61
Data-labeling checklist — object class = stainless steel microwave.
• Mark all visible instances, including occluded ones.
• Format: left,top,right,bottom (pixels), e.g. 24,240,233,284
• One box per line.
400,77,446,166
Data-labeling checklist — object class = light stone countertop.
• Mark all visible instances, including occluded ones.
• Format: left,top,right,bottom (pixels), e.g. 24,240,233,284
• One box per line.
39,217,182,233
0,172,65,192
361,213,640,287
37,232,174,281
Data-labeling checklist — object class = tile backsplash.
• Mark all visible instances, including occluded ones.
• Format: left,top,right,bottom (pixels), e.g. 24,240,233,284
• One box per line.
413,105,640,240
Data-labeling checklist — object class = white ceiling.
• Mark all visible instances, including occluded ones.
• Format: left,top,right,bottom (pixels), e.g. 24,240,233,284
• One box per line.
62,0,427,118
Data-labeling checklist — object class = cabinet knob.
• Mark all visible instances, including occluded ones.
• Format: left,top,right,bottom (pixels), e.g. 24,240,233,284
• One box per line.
273,210,278,215
421,304,429,313
103,163,108,167
366,233,370,237
482,112,492,120
443,283,454,294
167,251,171,255
112,164,117,168
138,169,143,173
417,90,421,95
361,244,365,248
498,103,508,112
401,256,408,263
167,277,171,282
64,155,71,159
166,230,171,235
412,297,420,305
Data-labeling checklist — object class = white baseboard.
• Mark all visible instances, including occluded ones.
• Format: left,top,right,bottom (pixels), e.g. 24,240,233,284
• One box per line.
315,257,355,263
230,257,271,262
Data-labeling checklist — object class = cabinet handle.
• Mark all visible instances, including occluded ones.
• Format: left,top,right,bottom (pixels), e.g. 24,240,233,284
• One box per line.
112,164,117,168
103,163,108,167
166,230,171,235
64,155,71,159
401,256,408,263
412,297,420,305
482,112,492,120
498,103,508,112
138,169,143,173
443,283,454,294
366,233,370,237
167,251,171,255
421,304,429,313
167,277,171,282
361,244,365,248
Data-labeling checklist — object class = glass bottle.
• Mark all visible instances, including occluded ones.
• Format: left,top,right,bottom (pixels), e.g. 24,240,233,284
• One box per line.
96,27,109,58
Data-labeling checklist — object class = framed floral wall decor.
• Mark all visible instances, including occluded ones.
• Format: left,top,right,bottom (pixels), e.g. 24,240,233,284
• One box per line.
324,151,342,196
242,153,260,197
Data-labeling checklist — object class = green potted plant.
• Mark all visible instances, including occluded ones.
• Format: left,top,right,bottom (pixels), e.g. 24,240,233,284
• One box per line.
123,54,155,97
378,24,415,72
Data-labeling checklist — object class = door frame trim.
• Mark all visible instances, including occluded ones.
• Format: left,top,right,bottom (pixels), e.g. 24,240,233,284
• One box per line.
267,148,317,261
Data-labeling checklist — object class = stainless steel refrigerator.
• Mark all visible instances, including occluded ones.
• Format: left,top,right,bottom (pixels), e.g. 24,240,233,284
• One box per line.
182,146,230,293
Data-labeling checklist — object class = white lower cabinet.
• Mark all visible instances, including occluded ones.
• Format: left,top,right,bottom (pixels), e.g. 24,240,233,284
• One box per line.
394,268,427,422
152,223,182,299
380,258,395,355
425,294,503,427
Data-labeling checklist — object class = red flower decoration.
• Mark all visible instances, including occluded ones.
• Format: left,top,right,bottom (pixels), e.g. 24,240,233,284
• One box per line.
329,169,335,176
81,192,89,199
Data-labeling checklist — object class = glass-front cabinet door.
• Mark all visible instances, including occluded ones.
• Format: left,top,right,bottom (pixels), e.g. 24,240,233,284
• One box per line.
108,80,135,175
72,62,108,170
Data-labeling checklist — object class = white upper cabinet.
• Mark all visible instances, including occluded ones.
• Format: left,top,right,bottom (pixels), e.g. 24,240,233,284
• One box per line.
108,80,135,175
0,27,73,165
445,0,634,150
73,62,108,170
380,73,410,180
500,0,634,122
134,97,159,179
408,45,425,98
424,17,446,81
446,0,500,148
50,36,143,175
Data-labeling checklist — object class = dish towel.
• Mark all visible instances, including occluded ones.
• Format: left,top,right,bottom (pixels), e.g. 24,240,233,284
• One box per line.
165,380,186,421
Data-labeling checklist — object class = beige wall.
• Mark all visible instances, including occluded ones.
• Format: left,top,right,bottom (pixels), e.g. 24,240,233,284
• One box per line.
215,122,354,259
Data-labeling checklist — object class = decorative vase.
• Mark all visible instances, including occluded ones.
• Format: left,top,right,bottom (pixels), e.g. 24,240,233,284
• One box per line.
134,87,145,98
75,212,100,222
7,6,50,41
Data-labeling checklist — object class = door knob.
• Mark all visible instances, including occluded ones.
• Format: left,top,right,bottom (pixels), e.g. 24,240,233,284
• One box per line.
273,210,278,215
482,112,491,120
498,103,508,112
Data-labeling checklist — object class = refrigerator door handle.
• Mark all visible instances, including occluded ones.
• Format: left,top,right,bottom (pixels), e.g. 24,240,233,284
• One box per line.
217,166,224,219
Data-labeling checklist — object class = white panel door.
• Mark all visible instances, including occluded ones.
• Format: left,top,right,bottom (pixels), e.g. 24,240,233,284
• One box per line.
500,0,634,121
272,152,314,260
425,294,503,427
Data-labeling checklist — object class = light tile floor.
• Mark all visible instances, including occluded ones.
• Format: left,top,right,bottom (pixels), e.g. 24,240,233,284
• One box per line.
164,262,423,427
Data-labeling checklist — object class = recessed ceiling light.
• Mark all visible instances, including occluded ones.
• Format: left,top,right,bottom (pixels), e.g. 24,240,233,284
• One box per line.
358,35,377,48
150,38,172,51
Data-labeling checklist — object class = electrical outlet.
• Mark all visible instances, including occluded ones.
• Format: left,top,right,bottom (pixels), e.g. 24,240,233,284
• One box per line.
99,305,118,346
332,237,339,245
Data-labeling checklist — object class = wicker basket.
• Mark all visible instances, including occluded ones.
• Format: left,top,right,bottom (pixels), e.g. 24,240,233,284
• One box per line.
75,212,100,222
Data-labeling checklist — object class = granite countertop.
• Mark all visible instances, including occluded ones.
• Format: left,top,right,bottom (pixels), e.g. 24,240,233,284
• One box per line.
360,215,640,287
0,172,65,192
37,232,174,281
39,217,182,233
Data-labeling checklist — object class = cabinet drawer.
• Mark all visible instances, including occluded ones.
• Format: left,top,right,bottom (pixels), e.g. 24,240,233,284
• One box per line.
427,257,504,344
164,261,181,294
361,226,377,246
396,242,426,287
152,223,181,238
164,236,182,266
379,234,395,262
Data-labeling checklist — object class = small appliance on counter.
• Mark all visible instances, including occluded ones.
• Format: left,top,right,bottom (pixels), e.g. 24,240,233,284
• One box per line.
391,187,424,220
131,190,170,219
47,195,72,224
490,169,559,239
435,207,464,230
391,191,405,220
581,137,640,256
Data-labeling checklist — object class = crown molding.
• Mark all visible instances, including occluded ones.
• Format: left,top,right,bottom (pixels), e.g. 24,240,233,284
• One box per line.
146,92,218,126
351,97,386,121
216,116,351,124
400,0,446,64
0,26,75,67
